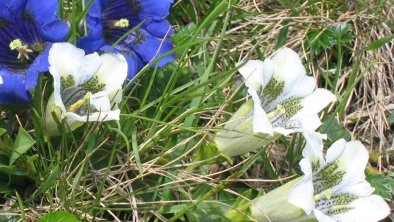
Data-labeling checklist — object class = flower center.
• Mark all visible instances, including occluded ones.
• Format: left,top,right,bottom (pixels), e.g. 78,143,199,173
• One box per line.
266,105,285,121
9,39,33,60
114,18,129,28
60,75,106,116
69,92,92,113
314,193,355,216
61,86,91,115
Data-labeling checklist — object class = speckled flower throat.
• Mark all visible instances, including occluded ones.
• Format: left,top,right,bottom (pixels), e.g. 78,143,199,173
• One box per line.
259,76,303,128
312,162,354,217
60,76,105,115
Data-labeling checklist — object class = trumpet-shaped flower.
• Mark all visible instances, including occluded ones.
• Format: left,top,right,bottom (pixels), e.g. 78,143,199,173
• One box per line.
215,48,336,157
288,132,390,222
0,0,68,104
45,43,127,135
248,133,390,222
77,0,176,80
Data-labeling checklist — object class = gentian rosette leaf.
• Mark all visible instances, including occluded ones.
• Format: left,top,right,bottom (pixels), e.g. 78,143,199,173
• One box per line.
0,0,68,104
78,0,176,80
214,47,336,157
44,43,127,136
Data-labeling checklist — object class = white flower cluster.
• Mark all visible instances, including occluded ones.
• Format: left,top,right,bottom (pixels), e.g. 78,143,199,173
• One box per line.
217,48,390,221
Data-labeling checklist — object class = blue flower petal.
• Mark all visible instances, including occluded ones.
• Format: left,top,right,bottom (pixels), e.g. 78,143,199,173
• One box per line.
25,43,51,90
144,20,174,38
123,52,143,80
77,1,105,53
80,0,176,81
139,0,174,20
0,71,31,104
2,0,27,16
25,0,68,41
123,30,175,67
0,4,12,19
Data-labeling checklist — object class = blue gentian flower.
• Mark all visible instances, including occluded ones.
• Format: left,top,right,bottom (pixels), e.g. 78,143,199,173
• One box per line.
0,0,68,104
78,0,176,80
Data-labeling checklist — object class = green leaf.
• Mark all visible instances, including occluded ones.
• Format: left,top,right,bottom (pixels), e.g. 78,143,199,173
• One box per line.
363,34,394,51
9,128,35,165
39,165,61,193
321,118,351,142
0,132,13,157
0,215,20,222
39,211,80,222
185,202,228,222
0,179,12,194
387,110,394,126
367,173,394,201
276,22,289,49
0,128,6,136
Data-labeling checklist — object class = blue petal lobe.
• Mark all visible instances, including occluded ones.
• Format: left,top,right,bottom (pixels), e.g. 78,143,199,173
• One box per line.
77,1,104,53
123,30,175,67
139,0,174,20
25,0,68,41
25,43,51,90
144,20,174,38
0,71,31,104
3,0,27,15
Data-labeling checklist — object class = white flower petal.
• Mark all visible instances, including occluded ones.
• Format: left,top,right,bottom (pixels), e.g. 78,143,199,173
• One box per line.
96,53,128,91
90,93,111,112
272,126,294,136
261,58,274,87
65,109,120,123
76,53,102,85
337,181,374,197
289,172,315,214
88,109,121,122
302,132,326,168
333,141,372,195
49,66,66,114
238,60,265,92
325,139,347,163
270,47,307,93
248,88,273,135
288,75,316,98
268,75,316,110
330,195,390,222
313,209,335,222
293,89,336,120
287,115,323,132
339,141,369,173
49,43,100,84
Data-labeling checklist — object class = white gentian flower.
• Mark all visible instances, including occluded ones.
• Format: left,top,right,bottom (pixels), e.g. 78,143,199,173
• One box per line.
215,48,336,157
248,133,390,222
45,43,127,135
288,132,390,222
